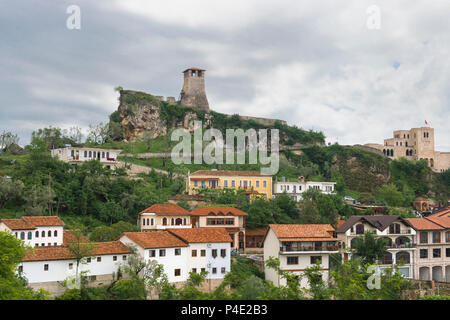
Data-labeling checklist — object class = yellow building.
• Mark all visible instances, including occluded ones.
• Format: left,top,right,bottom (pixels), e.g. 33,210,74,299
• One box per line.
186,170,272,200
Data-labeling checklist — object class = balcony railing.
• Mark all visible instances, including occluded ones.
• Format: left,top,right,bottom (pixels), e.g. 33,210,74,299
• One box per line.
388,243,416,249
387,230,412,235
280,245,339,252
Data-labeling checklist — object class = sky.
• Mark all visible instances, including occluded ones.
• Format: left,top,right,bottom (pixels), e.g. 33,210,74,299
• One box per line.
1,0,449,150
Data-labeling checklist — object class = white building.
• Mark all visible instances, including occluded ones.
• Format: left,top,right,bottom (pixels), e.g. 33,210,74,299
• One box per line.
0,216,65,247
264,224,340,288
167,228,232,283
19,241,132,295
51,146,121,169
336,215,417,279
119,231,190,284
139,204,192,231
273,177,336,202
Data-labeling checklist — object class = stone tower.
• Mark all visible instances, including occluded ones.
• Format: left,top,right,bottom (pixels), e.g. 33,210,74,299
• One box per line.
179,68,210,112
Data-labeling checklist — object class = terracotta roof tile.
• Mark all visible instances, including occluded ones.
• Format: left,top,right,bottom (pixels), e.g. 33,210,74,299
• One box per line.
407,218,444,230
427,216,450,229
190,170,271,177
269,224,335,241
245,227,268,236
22,241,131,262
62,230,90,246
1,216,65,230
190,206,248,216
121,231,188,249
139,204,191,216
167,228,232,243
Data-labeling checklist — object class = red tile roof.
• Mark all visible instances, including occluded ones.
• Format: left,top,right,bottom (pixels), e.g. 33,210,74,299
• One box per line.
168,228,232,243
22,241,131,262
1,219,35,230
407,218,444,230
427,216,450,229
63,230,90,246
246,227,268,236
190,170,271,177
121,231,188,249
1,216,65,230
139,204,191,216
190,206,248,216
269,224,336,241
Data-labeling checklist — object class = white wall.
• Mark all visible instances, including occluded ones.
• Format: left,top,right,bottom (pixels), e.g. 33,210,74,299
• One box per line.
0,225,64,247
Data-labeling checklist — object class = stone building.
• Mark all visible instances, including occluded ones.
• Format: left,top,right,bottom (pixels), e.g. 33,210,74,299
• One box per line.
179,67,210,112
365,127,450,172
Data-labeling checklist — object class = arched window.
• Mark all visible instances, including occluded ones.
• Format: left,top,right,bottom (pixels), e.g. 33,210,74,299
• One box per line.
27,232,32,240
35,231,39,238
381,237,392,247
175,218,183,225
20,232,25,240
381,252,393,264
162,218,167,226
54,230,57,237
48,230,52,237
41,231,45,237
356,224,365,235
430,159,434,167
150,218,154,226
396,251,410,264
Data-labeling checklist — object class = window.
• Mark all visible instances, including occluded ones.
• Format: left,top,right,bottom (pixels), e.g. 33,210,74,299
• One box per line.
201,268,206,273
263,180,267,188
192,268,197,273
113,256,117,261
212,249,218,258
149,250,156,257
97,257,101,262
311,256,322,264
433,231,441,243
159,249,166,257
41,243,45,246
225,218,234,225
201,250,206,257
27,232,32,240
54,242,57,246
89,151,92,158
446,231,450,243
420,232,428,244
355,224,364,235
69,263,73,270
220,249,226,258
433,248,441,258
35,244,39,247
41,231,45,237
87,257,91,263
446,248,450,258
48,243,51,246
48,230,51,237
18,266,23,273
389,223,400,234
84,151,87,158
175,248,181,256
192,250,197,257
54,230,57,237
44,264,49,271
174,269,181,277
20,232,25,240
224,180,228,187
256,180,260,187
221,267,226,274
122,255,127,261
35,231,39,238
212,268,217,274
287,256,298,265
420,249,428,259
231,180,235,187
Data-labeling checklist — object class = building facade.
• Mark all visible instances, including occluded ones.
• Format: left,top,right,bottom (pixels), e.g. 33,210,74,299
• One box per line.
336,216,417,278
138,204,192,231
0,216,65,247
187,170,272,200
51,147,121,169
365,127,450,172
264,224,340,288
273,177,336,202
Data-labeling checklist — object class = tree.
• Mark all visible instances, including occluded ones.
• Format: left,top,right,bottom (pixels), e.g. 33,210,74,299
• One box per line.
351,231,388,265
238,275,267,300
87,122,109,145
24,185,56,216
303,262,330,300
0,177,24,210
374,184,405,207
66,229,97,288
0,231,50,299
0,131,20,151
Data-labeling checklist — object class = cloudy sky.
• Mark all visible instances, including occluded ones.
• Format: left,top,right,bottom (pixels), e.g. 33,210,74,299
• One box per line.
1,0,449,150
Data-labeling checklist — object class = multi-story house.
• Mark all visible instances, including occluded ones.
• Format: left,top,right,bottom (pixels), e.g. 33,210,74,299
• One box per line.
20,241,132,295
0,216,65,247
273,176,336,202
190,206,247,251
138,204,192,231
336,215,416,278
119,231,190,284
407,217,449,282
167,228,231,287
51,146,121,170
186,170,272,200
264,224,340,288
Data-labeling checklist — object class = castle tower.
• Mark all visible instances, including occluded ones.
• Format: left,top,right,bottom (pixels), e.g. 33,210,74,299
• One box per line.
179,68,210,112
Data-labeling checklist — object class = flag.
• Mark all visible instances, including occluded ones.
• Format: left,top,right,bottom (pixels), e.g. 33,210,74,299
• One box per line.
425,120,428,126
